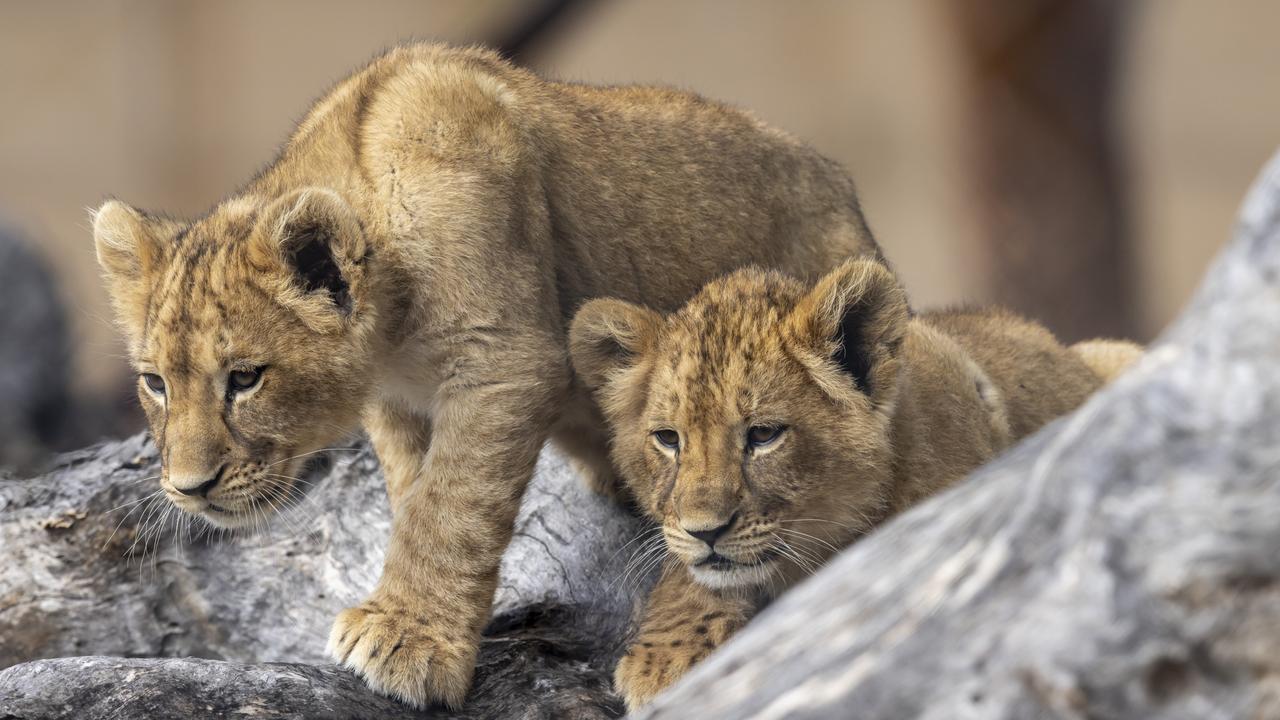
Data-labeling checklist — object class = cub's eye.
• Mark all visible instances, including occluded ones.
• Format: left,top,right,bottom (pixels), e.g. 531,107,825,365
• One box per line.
228,368,263,393
747,425,786,448
141,373,166,395
652,429,680,450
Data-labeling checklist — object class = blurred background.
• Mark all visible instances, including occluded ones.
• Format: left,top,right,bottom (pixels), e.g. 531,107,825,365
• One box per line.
1,0,1277,473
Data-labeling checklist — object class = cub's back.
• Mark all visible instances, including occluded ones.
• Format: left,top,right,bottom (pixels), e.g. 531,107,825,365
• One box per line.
280,42,879,315
922,308,1103,439
536,81,877,312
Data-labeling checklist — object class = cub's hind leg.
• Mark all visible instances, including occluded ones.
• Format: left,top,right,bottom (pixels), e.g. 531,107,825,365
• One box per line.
1071,339,1143,383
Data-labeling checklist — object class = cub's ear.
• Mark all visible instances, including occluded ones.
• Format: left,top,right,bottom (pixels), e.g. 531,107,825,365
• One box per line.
92,200,165,339
252,188,367,326
790,258,909,407
569,298,663,391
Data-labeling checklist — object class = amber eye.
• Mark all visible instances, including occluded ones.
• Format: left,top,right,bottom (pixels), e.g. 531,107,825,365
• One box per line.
228,368,263,393
652,429,680,450
141,373,166,395
747,425,786,448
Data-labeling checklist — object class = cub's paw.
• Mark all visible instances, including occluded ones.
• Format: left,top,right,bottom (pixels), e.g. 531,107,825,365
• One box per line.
615,640,704,711
328,596,475,708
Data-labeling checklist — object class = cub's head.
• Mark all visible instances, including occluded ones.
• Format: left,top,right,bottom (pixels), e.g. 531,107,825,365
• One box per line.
570,258,909,590
93,188,380,529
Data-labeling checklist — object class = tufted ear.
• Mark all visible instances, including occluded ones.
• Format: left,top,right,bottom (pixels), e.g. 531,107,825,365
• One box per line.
790,257,909,408
569,298,664,392
252,188,367,329
92,200,166,339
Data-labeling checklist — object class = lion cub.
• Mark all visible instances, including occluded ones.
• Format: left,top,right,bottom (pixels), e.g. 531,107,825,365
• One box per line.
569,257,1140,709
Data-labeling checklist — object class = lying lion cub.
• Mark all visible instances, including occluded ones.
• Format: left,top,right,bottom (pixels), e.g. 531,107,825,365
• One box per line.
569,257,1141,709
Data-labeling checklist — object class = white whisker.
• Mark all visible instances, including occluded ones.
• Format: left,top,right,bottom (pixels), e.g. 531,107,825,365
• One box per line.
265,446,359,469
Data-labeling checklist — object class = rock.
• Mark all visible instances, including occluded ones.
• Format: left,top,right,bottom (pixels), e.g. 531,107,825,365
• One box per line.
633,153,1280,718
0,438,649,717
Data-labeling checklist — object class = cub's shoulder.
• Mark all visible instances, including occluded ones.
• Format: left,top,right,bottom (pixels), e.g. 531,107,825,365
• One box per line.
919,305,1056,347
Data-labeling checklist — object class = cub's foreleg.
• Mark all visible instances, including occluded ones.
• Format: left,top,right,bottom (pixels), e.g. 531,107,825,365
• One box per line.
330,76,575,706
330,340,567,708
615,567,756,711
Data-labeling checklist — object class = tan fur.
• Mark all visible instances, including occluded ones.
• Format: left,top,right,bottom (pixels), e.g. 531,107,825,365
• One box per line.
1071,338,1144,382
91,43,881,707
570,258,1130,709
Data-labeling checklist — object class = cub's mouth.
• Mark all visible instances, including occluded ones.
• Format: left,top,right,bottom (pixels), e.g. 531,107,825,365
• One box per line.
170,452,335,530
694,548,780,570
688,548,781,589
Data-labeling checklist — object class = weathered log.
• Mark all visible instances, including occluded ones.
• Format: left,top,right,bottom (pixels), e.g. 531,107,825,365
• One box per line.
0,606,622,720
634,153,1280,718
0,438,648,717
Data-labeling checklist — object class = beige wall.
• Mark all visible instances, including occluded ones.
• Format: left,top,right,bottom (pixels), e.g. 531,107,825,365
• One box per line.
1126,0,1280,331
1,0,1276,409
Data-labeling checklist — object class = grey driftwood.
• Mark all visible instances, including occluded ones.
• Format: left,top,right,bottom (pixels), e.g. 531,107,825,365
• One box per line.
4,152,1280,718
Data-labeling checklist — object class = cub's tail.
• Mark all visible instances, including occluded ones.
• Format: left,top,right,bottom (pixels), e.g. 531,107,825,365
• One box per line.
1071,339,1144,383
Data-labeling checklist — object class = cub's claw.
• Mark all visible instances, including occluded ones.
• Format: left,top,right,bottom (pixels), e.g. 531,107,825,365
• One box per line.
328,597,475,709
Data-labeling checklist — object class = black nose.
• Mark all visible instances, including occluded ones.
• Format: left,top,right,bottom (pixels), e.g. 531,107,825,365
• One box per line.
685,513,738,548
176,466,224,497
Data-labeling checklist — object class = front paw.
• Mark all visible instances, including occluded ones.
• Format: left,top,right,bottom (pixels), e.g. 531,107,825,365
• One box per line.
328,595,476,708
615,641,701,712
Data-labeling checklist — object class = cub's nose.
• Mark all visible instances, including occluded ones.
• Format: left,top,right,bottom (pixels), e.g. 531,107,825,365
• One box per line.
173,465,225,497
684,512,739,549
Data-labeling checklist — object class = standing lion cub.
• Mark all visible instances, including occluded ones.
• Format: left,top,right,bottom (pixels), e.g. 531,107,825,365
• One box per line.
569,258,1141,709
91,43,882,707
